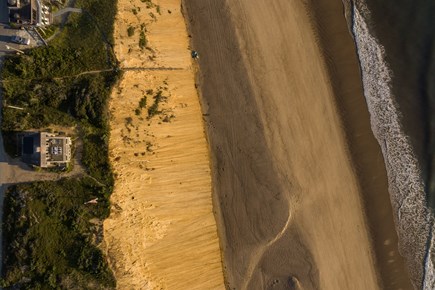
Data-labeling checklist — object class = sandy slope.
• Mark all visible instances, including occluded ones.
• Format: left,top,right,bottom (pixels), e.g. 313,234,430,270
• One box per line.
182,0,410,289
103,1,224,289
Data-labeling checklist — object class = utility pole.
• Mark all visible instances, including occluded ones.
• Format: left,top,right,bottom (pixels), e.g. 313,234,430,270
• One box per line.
5,45,24,55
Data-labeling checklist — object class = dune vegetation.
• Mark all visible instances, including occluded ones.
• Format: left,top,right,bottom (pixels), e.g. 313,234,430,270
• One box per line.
0,0,119,288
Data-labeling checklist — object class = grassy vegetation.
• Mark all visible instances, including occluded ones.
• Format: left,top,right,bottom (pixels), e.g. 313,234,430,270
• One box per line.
0,0,119,287
134,96,147,116
139,30,147,49
139,96,147,108
149,12,157,21
141,0,156,9
147,91,163,118
1,0,119,179
1,179,115,289
127,26,135,37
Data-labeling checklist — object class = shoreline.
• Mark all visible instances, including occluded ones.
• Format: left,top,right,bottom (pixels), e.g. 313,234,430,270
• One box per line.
348,1,435,288
349,2,429,288
307,0,415,288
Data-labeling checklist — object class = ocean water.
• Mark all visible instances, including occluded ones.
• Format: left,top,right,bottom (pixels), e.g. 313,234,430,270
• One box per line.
347,0,435,288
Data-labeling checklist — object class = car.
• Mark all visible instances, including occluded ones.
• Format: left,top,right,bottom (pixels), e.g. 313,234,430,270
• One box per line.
11,35,30,45
191,50,199,59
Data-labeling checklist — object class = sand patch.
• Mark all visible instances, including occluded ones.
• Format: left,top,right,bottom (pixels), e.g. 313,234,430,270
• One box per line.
103,1,225,289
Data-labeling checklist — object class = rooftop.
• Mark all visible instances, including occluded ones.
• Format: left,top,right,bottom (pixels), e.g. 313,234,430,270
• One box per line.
22,132,72,168
8,0,51,27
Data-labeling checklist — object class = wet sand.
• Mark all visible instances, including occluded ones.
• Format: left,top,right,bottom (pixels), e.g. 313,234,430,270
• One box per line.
309,1,414,288
184,0,413,289
103,0,225,289
357,0,435,285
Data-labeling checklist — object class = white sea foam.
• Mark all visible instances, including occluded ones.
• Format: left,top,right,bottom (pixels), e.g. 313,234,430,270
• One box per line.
350,3,434,288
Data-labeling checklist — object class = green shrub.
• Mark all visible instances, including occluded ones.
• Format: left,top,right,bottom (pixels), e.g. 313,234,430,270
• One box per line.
127,26,135,37
141,0,155,9
147,91,165,118
139,96,147,108
0,0,119,287
139,31,147,49
1,180,115,288
147,102,159,118
82,131,113,187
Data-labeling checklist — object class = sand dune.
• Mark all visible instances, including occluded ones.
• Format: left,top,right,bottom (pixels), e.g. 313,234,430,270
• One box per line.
103,1,225,289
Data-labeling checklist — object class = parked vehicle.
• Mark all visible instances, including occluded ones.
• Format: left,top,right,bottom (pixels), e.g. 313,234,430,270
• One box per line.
11,35,30,45
191,50,199,59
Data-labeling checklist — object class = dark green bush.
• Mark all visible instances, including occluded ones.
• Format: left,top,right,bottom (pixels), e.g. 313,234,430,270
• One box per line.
139,31,147,49
0,0,119,287
1,180,115,289
127,26,135,37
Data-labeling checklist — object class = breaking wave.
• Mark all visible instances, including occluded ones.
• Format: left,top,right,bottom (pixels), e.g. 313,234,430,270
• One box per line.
350,3,434,289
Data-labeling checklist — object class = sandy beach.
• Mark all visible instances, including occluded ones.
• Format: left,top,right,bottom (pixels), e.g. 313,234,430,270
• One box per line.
102,0,415,288
103,1,224,289
184,0,413,289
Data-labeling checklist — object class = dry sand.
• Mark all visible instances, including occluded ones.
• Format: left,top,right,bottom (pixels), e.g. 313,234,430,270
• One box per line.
184,0,413,289
103,1,225,289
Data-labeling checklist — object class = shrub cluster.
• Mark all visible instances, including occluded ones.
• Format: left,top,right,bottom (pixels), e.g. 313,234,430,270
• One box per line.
0,0,119,287
1,179,115,289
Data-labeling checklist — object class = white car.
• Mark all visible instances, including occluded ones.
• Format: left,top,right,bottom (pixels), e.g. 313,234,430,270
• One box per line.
11,36,30,45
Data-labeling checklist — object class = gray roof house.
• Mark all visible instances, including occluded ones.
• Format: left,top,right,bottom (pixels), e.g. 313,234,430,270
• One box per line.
22,132,71,168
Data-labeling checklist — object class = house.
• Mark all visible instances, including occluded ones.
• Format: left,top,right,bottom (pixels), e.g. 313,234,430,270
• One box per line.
7,0,52,27
22,132,72,168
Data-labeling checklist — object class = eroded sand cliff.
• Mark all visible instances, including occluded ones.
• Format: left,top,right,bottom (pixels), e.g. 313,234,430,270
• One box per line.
103,1,225,289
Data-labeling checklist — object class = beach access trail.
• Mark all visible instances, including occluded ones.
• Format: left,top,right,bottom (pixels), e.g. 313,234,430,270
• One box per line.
184,0,413,289
102,1,225,289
